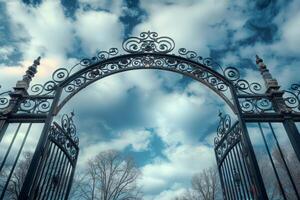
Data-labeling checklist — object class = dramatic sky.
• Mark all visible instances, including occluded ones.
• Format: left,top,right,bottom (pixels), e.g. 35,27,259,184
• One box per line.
0,0,300,199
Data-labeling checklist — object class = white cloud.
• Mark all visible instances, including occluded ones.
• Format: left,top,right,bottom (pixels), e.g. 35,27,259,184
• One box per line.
139,143,216,198
0,45,15,60
6,0,74,60
134,0,229,55
74,9,124,54
77,129,153,167
78,0,124,16
272,0,300,57
3,1,299,199
148,184,187,200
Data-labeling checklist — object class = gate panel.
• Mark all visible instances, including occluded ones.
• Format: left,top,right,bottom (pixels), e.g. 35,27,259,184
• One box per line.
215,114,256,199
246,122,300,199
0,123,44,200
27,114,79,200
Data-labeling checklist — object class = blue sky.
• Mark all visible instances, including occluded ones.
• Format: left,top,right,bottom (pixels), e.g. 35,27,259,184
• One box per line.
0,0,300,199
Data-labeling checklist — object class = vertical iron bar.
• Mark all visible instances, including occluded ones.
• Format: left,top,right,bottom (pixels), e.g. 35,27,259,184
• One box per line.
224,157,235,200
0,123,32,199
258,122,287,199
232,146,248,199
227,151,240,199
237,143,252,198
32,140,54,199
220,165,229,200
0,123,21,172
37,145,59,200
61,163,72,200
0,120,8,142
33,144,57,199
65,154,78,200
55,158,69,200
269,122,300,199
42,147,62,200
19,88,62,200
52,153,67,200
222,161,232,199
230,84,268,199
282,119,300,163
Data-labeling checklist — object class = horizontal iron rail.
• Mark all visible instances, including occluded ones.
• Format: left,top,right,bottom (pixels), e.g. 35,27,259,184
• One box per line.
242,113,300,122
4,113,47,123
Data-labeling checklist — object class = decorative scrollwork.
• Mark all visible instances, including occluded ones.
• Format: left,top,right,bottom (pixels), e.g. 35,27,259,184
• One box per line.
283,83,300,113
177,50,264,95
223,67,264,95
0,85,10,110
29,48,121,96
122,31,175,53
49,112,79,162
56,54,237,113
216,112,231,139
178,48,224,71
60,112,78,144
239,97,274,114
18,97,53,114
214,120,241,163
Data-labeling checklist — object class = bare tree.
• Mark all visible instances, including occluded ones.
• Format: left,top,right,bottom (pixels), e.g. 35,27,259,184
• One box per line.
71,150,142,200
174,166,221,200
0,151,32,200
191,167,220,200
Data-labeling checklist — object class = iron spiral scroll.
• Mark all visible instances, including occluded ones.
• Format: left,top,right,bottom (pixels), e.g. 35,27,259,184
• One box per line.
49,112,79,162
214,113,241,162
284,83,300,112
0,85,10,110
5,31,294,116
25,31,271,117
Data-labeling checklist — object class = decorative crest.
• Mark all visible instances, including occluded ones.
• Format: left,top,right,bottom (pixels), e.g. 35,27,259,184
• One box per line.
59,112,78,144
216,111,231,138
122,31,175,53
49,112,79,162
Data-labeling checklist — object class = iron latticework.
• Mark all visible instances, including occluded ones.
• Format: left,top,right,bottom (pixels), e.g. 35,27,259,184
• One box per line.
0,31,299,200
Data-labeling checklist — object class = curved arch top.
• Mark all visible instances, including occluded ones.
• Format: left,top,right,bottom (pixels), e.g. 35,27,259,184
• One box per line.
55,53,236,114
28,31,266,115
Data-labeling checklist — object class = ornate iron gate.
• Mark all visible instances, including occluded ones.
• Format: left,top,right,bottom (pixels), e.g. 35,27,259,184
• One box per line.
215,114,258,199
0,31,299,199
27,113,79,200
0,111,78,200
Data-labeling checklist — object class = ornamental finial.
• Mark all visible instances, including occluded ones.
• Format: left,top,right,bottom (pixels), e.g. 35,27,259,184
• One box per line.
11,56,41,96
255,55,280,93
22,56,41,83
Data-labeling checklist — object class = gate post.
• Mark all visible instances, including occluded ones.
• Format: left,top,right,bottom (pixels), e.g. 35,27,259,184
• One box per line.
256,55,300,162
238,119,268,199
18,88,62,200
230,86,268,199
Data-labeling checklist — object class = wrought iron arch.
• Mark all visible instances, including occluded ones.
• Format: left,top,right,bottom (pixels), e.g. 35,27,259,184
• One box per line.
27,31,265,116
1,31,300,200
54,53,237,114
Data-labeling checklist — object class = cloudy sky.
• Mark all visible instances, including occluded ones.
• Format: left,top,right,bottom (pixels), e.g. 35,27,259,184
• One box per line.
0,0,300,199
